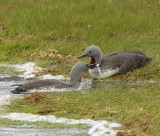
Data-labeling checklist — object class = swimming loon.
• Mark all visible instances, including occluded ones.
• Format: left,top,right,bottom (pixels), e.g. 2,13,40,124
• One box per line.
78,45,152,79
11,62,89,94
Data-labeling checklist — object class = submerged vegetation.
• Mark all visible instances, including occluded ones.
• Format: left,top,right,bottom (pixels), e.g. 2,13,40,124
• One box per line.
0,0,160,135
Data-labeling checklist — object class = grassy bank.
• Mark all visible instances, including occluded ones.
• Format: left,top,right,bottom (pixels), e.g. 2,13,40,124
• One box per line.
6,83,160,136
1,0,160,135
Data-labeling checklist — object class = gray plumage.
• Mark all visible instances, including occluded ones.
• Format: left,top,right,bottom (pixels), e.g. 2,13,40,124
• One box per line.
101,51,152,74
11,62,89,94
78,45,152,78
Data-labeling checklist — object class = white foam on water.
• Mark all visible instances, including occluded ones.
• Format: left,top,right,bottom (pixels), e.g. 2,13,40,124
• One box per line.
29,88,69,93
0,127,87,136
12,62,68,80
0,95,23,107
77,79,92,91
0,113,121,136
13,62,42,79
88,121,121,136
40,74,66,80
0,95,12,107
0,81,17,88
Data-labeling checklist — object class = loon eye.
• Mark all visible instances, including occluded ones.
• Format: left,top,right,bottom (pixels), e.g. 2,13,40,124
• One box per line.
89,51,92,53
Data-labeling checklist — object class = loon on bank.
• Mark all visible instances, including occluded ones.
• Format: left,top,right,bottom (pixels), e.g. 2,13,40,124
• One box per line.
78,45,152,79
11,62,89,94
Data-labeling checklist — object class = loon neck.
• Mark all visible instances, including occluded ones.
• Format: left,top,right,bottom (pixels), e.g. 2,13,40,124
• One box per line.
90,54,102,65
70,71,81,88
69,62,89,89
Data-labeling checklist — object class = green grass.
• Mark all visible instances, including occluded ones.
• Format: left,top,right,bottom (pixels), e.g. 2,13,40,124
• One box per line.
0,0,160,77
0,0,160,135
0,66,16,76
0,118,26,126
6,82,160,136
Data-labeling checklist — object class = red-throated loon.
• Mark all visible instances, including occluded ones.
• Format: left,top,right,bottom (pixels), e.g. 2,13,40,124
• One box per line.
78,45,152,79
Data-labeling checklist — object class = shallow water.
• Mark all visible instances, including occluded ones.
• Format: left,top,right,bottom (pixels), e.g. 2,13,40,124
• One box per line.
0,64,90,136
0,75,29,98
0,81,89,136
0,127,88,136
0,63,120,136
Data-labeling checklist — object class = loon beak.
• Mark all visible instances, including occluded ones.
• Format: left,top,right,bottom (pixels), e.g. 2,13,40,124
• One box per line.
77,54,87,59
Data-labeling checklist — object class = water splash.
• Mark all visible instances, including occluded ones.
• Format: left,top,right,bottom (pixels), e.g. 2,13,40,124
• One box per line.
0,113,121,136
40,74,66,80
0,95,12,107
0,127,87,136
12,62,42,79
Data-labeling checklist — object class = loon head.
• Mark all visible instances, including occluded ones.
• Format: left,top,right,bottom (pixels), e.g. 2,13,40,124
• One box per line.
78,45,102,65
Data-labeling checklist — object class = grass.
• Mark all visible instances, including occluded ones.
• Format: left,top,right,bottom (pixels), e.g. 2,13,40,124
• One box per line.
0,0,160,135
6,82,160,136
0,66,16,76
0,0,160,75
0,118,26,127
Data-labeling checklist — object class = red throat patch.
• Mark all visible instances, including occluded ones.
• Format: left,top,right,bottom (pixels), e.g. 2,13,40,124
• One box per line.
90,57,95,64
